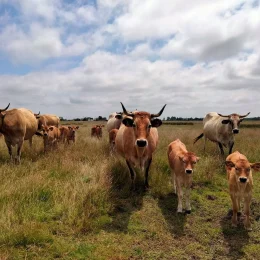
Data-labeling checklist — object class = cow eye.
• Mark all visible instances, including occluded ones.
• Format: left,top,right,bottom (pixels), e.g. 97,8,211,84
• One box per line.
148,124,152,128
192,161,197,164
132,123,136,127
246,168,250,172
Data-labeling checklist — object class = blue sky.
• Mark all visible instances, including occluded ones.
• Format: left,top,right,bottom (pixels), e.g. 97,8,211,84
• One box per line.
0,0,260,119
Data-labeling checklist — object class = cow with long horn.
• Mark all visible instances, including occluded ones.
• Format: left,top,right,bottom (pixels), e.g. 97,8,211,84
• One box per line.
194,112,250,155
0,103,40,163
115,103,166,190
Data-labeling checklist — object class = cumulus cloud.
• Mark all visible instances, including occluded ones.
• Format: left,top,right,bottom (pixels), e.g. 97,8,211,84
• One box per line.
0,0,260,118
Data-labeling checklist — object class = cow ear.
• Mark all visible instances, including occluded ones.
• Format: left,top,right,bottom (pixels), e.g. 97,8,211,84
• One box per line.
76,126,79,129
68,126,71,130
225,160,235,169
196,157,200,162
250,162,260,172
151,118,162,128
49,126,54,131
115,114,122,119
122,117,134,127
222,120,230,124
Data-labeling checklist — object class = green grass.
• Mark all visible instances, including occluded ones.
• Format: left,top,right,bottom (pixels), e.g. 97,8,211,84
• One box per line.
1,121,260,259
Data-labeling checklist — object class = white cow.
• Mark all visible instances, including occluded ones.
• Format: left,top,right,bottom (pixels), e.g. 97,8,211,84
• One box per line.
194,112,250,155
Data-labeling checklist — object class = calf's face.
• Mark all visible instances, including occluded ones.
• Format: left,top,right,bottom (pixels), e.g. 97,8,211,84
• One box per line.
225,159,260,183
179,152,200,174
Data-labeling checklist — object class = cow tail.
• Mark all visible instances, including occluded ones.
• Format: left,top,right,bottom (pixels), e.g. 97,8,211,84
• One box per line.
193,133,204,144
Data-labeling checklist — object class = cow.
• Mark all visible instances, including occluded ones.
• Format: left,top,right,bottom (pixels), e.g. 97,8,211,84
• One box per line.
60,125,79,144
115,102,166,190
225,151,260,230
107,112,123,133
167,139,200,213
36,114,60,131
109,128,118,154
41,125,61,152
194,112,250,155
0,104,39,163
91,125,104,138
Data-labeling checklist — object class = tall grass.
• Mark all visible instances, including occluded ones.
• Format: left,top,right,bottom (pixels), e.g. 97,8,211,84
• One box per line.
0,121,260,259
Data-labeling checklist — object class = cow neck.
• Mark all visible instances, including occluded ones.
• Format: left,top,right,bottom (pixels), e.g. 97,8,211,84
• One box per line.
0,114,5,133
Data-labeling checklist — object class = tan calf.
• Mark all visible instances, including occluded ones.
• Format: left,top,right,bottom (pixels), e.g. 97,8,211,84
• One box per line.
109,129,118,154
42,125,61,152
60,126,79,144
167,139,200,213
91,125,104,138
225,151,260,230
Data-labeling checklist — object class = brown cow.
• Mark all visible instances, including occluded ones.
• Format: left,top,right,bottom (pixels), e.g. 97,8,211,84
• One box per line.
91,125,104,138
167,139,200,213
36,114,60,131
109,128,118,154
41,125,61,152
225,151,260,230
0,104,39,163
115,103,166,190
60,125,79,144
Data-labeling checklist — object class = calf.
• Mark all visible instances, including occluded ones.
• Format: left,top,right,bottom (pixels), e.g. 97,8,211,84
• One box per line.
91,125,104,138
167,139,200,213
42,125,61,152
60,126,79,144
225,151,260,230
109,129,118,154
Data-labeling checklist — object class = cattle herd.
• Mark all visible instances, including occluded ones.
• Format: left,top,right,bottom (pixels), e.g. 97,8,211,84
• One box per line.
0,102,259,231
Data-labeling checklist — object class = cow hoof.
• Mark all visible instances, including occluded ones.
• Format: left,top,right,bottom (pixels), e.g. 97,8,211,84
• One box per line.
185,210,191,214
177,210,183,214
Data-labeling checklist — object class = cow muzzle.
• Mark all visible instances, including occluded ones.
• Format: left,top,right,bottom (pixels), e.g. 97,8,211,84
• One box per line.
185,169,193,174
239,177,247,183
136,139,148,147
233,129,239,134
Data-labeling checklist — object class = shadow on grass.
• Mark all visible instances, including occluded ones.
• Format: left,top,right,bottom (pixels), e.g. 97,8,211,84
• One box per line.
158,192,187,237
104,160,145,233
220,210,250,260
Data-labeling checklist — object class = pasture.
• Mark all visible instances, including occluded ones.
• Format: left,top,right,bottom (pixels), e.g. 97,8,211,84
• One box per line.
1,121,260,260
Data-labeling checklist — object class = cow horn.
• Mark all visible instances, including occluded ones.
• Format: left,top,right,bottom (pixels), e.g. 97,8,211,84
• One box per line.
151,104,167,118
217,113,230,117
0,103,10,113
35,111,40,116
120,102,134,116
239,112,250,118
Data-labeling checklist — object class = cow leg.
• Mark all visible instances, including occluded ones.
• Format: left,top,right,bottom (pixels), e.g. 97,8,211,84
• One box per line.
16,139,24,164
228,141,234,155
230,194,238,227
244,195,252,230
218,142,224,155
171,171,176,194
203,137,207,153
29,137,33,147
5,141,13,162
126,160,136,190
176,179,183,213
144,158,152,190
185,186,191,214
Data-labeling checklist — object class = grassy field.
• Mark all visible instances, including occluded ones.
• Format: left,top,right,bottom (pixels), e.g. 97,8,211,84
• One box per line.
1,121,260,260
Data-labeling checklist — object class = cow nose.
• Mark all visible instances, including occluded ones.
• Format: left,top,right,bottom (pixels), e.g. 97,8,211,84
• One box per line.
185,169,193,174
136,139,147,147
239,177,247,183
233,129,239,134
44,133,47,136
